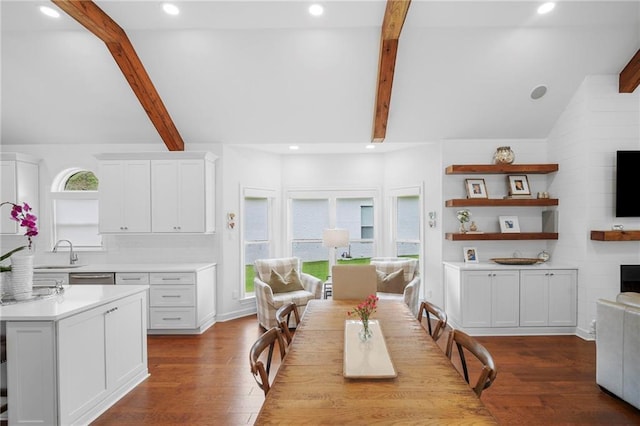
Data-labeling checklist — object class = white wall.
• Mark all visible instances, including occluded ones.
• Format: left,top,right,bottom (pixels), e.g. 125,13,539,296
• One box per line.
548,75,640,338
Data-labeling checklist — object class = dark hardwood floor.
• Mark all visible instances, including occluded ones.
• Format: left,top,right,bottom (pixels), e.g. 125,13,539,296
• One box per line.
92,315,640,425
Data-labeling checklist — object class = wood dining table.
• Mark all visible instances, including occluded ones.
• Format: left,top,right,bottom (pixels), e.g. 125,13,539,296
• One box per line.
254,299,498,424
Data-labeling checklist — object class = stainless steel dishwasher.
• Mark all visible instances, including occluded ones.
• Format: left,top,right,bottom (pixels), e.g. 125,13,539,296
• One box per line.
68,272,116,285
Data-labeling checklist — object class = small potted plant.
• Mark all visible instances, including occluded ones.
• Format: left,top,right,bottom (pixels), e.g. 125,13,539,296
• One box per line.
457,209,471,234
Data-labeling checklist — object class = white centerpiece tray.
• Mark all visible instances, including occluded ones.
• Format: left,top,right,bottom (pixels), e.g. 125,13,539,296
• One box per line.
343,319,397,379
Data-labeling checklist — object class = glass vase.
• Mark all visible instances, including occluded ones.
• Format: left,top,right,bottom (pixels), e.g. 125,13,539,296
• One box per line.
359,319,372,342
459,222,467,234
494,146,515,164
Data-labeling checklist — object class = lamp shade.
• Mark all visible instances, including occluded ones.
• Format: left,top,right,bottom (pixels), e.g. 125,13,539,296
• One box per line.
322,228,349,248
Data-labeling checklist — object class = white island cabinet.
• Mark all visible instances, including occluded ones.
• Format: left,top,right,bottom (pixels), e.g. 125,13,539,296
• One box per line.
444,261,577,336
1,285,148,426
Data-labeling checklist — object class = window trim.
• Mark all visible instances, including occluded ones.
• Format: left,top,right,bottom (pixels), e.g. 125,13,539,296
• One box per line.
241,187,276,299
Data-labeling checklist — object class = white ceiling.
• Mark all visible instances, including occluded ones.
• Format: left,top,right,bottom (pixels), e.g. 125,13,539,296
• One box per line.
1,0,639,154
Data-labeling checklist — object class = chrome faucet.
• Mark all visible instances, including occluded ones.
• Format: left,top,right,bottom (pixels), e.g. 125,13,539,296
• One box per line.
53,239,79,265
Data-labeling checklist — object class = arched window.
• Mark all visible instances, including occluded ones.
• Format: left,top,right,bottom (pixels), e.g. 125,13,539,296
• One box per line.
51,168,102,249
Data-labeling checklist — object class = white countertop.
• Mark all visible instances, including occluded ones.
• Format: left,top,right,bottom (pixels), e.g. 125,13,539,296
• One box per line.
32,262,216,273
443,261,578,270
0,284,148,321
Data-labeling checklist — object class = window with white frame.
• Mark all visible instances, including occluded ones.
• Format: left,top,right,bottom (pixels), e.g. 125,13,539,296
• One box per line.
391,187,422,259
51,169,102,249
242,188,275,297
288,190,378,280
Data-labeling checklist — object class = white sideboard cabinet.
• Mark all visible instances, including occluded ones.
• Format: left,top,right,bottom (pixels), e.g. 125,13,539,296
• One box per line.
0,153,39,234
444,262,577,335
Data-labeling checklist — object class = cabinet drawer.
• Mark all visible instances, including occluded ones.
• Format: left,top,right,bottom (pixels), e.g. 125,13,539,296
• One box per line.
150,272,195,285
116,272,150,285
149,308,196,329
33,272,69,286
150,285,195,307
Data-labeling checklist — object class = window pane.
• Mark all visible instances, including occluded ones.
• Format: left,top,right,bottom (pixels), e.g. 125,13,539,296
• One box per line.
336,198,373,241
292,241,329,280
396,242,420,257
64,171,99,190
244,198,268,241
291,199,328,240
396,196,419,240
54,199,101,247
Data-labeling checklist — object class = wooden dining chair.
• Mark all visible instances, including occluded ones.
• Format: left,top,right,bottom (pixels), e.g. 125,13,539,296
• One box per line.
249,327,286,397
275,302,301,345
417,300,448,341
445,329,497,398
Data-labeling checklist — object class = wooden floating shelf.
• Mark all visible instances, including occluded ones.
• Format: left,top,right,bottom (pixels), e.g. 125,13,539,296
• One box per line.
445,164,559,175
590,230,640,241
445,198,559,207
446,232,559,241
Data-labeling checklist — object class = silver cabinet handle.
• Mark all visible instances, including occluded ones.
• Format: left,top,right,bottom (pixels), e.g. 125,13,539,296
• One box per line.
70,274,113,279
162,295,181,298
162,317,182,321
121,277,142,281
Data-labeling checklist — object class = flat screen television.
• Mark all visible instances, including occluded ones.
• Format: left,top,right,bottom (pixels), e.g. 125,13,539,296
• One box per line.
616,150,640,217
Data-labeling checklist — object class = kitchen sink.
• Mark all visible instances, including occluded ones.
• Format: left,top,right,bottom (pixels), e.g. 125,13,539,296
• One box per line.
34,264,85,269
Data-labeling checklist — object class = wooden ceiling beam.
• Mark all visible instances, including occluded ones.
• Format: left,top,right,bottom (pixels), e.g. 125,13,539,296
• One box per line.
372,0,411,143
51,0,184,151
619,48,640,93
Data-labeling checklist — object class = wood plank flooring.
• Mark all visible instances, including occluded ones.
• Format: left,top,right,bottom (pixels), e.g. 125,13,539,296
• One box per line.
92,315,640,425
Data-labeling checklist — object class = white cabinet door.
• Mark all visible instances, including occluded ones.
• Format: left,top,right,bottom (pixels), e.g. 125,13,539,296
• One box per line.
491,270,520,327
58,291,147,425
548,270,577,326
461,271,492,327
520,270,549,326
520,270,577,327
1,157,39,234
99,160,151,233
461,270,519,328
58,303,109,425
107,291,148,390
151,160,206,232
0,161,17,233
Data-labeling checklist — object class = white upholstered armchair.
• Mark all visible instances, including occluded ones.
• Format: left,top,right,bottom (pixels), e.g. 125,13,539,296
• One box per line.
370,257,421,317
254,257,323,329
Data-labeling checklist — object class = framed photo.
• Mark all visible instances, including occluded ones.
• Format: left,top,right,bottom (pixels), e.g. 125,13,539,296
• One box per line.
499,215,521,233
463,247,479,263
507,175,531,195
465,178,488,199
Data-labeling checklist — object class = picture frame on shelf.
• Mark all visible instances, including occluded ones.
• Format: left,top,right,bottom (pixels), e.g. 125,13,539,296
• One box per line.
465,178,488,199
507,175,531,196
499,215,520,233
463,247,478,263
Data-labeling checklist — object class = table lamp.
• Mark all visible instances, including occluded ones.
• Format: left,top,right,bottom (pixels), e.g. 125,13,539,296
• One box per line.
322,228,349,270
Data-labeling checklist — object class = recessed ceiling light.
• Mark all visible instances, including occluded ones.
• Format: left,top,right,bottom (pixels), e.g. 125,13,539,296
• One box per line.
309,4,324,17
162,3,180,16
366,145,376,150
537,2,555,14
530,85,548,100
289,145,300,151
39,6,60,18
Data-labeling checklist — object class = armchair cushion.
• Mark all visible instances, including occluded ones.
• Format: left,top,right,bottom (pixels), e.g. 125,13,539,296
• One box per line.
376,269,406,294
268,268,305,293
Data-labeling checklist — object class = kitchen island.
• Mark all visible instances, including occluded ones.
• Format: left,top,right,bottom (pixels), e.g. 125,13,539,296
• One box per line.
0,284,148,425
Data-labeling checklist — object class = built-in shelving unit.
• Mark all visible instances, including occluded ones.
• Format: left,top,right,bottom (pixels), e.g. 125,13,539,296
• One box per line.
590,230,640,241
446,232,559,241
445,163,559,241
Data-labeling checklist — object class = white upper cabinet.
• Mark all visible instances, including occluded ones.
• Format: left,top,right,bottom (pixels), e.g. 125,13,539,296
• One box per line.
0,153,40,234
98,159,151,233
151,157,215,233
96,152,215,234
